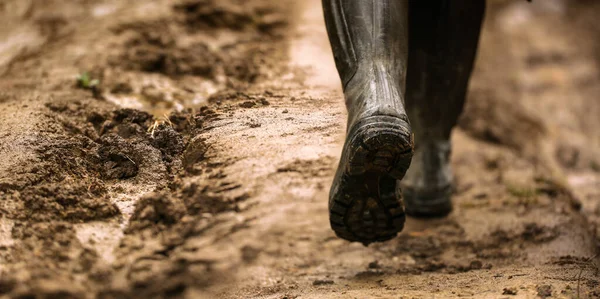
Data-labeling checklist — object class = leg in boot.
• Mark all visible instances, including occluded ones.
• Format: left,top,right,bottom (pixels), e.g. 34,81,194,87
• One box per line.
323,0,413,245
401,0,485,217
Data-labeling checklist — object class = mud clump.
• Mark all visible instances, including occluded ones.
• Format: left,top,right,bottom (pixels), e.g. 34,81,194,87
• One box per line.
10,222,91,263
96,109,144,137
0,222,96,298
112,108,153,125
112,22,278,82
503,287,518,295
151,123,185,160
488,223,559,245
112,191,238,298
180,182,243,215
521,223,559,243
14,184,119,222
536,285,553,298
33,140,97,183
98,134,140,179
174,0,254,30
117,31,219,78
167,110,203,135
222,44,272,82
100,108,153,138
312,279,334,286
173,0,287,33
127,193,187,233
109,0,288,85
96,108,188,174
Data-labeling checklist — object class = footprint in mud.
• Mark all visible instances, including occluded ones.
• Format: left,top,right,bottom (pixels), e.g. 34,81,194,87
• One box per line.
276,156,336,179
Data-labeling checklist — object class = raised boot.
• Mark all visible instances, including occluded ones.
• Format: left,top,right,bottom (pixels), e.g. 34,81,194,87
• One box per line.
323,0,413,245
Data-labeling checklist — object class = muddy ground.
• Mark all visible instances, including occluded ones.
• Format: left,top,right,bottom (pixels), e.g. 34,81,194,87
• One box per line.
0,0,599,298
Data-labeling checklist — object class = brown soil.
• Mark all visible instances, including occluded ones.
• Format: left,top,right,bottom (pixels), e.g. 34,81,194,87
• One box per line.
1,0,599,298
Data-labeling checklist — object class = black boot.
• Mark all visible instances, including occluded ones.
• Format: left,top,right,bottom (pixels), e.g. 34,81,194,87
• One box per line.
401,0,485,217
400,140,453,217
323,0,413,245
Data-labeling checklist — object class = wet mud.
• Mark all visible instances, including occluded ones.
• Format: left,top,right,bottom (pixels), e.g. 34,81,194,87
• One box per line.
0,0,599,298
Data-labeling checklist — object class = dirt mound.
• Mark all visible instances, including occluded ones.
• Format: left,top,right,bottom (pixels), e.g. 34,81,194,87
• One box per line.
113,24,219,78
98,134,142,179
0,92,194,297
0,222,97,298
108,0,288,81
0,0,283,292
127,192,187,232
15,184,119,222
150,123,185,160
75,0,293,118
173,0,287,32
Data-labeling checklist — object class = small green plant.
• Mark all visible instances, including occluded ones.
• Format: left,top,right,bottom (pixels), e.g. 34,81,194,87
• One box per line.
76,72,102,99
76,72,100,89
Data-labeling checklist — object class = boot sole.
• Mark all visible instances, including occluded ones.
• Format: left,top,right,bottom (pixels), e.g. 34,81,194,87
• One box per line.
329,115,413,245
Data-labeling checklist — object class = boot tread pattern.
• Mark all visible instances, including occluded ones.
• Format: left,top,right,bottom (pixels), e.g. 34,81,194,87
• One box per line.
329,116,413,245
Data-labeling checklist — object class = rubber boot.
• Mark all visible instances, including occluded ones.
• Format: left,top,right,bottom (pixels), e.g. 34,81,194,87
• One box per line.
323,0,413,245
400,0,485,217
400,140,453,217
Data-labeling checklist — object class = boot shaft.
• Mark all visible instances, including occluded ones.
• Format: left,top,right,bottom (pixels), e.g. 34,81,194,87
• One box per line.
322,0,408,90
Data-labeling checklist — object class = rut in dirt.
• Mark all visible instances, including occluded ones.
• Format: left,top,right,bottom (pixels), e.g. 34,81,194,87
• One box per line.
0,0,294,297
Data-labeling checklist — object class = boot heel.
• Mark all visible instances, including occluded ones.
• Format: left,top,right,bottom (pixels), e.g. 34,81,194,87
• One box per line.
347,115,413,178
329,115,413,245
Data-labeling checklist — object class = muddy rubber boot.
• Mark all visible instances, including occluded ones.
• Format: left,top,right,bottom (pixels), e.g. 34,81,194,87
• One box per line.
400,0,485,217
399,141,452,217
323,0,413,245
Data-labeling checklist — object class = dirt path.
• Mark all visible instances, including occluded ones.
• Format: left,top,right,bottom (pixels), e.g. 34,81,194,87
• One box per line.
0,0,599,298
